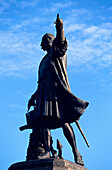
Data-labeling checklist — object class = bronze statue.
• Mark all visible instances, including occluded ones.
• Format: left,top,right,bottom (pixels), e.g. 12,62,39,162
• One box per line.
20,14,89,166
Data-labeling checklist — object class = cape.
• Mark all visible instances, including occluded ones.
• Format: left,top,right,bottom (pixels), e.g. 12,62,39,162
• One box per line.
50,38,89,124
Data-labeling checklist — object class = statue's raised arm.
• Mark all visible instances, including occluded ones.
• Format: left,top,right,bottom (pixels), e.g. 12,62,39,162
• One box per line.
54,14,65,42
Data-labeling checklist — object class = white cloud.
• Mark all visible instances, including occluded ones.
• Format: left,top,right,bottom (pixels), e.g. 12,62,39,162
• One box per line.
1,21,112,77
51,1,74,9
65,8,92,20
0,0,10,13
66,21,112,72
10,16,42,31
0,17,12,25
0,0,17,14
65,24,85,33
19,0,39,8
0,31,43,77
0,2,112,77
43,1,74,13
84,26,99,33
108,7,112,11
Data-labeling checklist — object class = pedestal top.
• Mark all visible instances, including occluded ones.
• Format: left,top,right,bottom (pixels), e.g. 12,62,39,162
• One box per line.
8,158,88,170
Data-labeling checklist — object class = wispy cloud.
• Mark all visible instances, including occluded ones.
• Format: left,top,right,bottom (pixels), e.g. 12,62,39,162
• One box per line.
0,1,112,77
19,0,39,8
65,23,85,33
43,1,74,13
67,22,112,71
0,0,17,14
0,31,42,77
0,0,10,14
10,16,42,31
108,7,112,11
65,8,92,22
51,1,74,9
0,0,40,12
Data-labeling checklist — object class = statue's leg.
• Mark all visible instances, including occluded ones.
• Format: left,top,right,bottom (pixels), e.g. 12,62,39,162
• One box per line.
37,122,51,159
62,123,84,166
42,128,51,152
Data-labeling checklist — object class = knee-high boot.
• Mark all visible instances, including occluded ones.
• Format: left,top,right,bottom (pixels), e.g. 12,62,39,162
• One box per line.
38,128,51,159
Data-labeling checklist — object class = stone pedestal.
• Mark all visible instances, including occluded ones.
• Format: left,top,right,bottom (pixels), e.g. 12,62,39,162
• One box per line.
8,158,88,170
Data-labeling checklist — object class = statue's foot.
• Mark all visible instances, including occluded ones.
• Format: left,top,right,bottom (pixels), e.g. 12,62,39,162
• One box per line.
76,158,84,166
74,150,84,166
75,154,84,166
37,151,51,159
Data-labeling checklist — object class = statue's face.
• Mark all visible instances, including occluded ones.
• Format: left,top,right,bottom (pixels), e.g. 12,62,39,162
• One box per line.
42,37,52,51
41,34,55,51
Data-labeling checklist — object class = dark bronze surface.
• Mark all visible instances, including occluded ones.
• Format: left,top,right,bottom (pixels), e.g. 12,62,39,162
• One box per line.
19,14,89,166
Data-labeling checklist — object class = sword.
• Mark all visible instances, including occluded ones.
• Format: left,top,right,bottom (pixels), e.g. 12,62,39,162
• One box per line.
75,120,90,147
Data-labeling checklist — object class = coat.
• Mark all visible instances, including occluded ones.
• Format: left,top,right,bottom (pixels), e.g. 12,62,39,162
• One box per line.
32,38,89,129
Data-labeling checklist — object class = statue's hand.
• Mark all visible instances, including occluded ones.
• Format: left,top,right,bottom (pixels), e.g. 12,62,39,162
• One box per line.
28,97,35,111
54,14,63,30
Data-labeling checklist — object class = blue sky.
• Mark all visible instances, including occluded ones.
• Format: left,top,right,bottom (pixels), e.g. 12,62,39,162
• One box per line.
0,0,112,169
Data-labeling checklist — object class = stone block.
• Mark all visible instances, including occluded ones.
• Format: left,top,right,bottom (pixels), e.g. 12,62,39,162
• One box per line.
8,158,88,170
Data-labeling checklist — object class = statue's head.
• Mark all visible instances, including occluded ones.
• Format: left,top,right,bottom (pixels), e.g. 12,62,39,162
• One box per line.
40,33,55,51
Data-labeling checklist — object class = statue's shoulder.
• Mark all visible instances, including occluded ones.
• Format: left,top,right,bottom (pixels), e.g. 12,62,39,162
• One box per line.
53,37,68,46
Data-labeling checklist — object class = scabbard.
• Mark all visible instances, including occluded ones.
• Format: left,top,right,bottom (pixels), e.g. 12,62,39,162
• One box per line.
75,120,90,147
